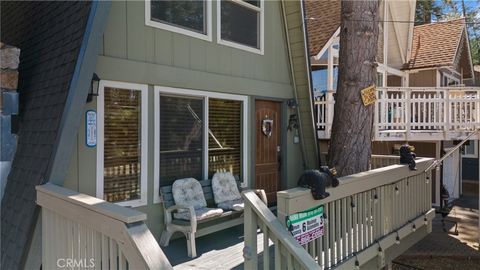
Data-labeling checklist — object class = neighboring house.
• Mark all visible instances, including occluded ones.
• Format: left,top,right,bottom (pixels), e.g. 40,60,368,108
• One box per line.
308,7,477,207
403,18,475,87
466,65,480,86
305,0,416,100
1,0,318,267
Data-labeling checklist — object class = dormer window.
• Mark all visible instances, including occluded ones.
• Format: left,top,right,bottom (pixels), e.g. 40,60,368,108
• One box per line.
145,0,212,41
217,0,264,54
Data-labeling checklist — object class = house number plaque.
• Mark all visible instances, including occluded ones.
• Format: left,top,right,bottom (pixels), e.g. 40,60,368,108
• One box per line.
85,110,97,147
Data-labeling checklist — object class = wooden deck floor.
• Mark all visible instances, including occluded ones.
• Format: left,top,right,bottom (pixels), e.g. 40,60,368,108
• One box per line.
162,225,274,270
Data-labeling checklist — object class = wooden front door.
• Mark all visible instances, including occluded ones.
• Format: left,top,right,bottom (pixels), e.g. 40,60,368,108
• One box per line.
255,100,282,203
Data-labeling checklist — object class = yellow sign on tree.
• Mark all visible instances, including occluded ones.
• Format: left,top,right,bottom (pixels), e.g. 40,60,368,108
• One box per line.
361,85,376,106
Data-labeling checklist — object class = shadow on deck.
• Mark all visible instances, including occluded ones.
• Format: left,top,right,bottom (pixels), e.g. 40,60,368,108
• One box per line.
394,193,480,270
163,225,274,270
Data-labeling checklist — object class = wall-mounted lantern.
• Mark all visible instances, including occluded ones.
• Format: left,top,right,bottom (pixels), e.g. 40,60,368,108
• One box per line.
86,73,100,103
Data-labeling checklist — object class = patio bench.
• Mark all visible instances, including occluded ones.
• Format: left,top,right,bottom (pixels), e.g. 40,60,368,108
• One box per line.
159,176,267,258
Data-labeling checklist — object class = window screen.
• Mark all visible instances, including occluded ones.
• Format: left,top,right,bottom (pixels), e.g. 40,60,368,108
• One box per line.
159,95,204,186
103,87,142,203
150,0,206,34
208,98,242,178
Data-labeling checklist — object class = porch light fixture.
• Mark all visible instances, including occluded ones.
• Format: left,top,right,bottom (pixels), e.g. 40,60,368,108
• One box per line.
354,253,360,270
409,220,416,232
376,241,383,253
350,196,356,212
287,99,298,109
424,216,428,225
373,192,378,204
87,73,100,103
395,231,400,245
425,176,430,184
395,186,399,195
377,241,385,268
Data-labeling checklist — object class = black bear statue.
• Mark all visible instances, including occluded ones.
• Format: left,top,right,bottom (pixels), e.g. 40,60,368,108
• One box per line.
400,144,417,170
297,166,339,200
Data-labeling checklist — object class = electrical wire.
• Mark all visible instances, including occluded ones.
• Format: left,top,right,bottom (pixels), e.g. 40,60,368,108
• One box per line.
305,17,480,26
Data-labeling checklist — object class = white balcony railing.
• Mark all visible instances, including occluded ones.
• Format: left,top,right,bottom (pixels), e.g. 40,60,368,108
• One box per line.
315,87,480,141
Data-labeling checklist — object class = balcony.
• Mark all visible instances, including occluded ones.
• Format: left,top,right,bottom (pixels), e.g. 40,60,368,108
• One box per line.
316,87,480,141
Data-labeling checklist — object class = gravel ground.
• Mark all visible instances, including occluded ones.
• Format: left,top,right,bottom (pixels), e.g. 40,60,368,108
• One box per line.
392,257,480,270
392,193,479,270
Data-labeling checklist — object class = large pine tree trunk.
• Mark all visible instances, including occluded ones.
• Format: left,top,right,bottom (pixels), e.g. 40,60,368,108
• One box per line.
328,0,379,176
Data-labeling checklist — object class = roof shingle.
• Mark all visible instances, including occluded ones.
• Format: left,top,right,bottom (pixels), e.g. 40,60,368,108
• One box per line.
0,2,92,268
404,18,467,70
304,0,341,56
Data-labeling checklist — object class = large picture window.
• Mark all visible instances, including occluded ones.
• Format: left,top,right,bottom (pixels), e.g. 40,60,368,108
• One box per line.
154,87,248,203
217,0,264,54
159,95,204,186
97,81,148,207
145,0,212,41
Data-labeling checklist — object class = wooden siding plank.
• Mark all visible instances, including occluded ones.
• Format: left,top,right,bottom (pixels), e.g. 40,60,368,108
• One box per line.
126,1,154,62
154,30,174,66
103,0,127,58
189,38,207,71
173,35,191,69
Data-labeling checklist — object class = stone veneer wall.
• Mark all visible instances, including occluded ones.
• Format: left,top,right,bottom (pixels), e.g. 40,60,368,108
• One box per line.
0,42,20,199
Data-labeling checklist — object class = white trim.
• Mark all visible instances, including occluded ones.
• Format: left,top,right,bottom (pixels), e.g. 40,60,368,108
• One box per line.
145,0,212,42
388,3,406,63
462,140,478,158
153,90,160,204
97,80,148,208
153,86,249,203
383,0,388,67
377,63,405,77
217,0,264,55
441,71,461,86
314,27,340,61
204,96,210,181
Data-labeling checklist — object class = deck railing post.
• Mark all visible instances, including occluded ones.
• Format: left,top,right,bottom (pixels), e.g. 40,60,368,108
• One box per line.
327,91,334,137
405,89,411,141
445,90,451,133
243,201,258,270
374,89,380,140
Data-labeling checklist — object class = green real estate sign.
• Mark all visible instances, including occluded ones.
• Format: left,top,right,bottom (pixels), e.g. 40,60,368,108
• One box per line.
286,205,324,245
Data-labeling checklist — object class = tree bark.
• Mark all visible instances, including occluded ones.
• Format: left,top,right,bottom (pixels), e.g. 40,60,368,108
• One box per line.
327,0,379,177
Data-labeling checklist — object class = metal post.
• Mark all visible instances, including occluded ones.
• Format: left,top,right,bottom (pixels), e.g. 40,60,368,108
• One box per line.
478,139,480,250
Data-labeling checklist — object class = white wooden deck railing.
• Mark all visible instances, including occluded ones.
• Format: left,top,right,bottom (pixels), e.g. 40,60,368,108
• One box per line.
242,191,321,270
36,183,172,270
370,155,400,169
315,91,335,139
315,87,480,141
243,158,435,270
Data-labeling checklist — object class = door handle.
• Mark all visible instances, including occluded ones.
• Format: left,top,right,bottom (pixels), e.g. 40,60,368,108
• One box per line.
278,152,282,172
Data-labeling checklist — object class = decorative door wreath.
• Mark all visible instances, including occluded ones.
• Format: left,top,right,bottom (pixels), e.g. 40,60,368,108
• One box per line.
262,117,273,138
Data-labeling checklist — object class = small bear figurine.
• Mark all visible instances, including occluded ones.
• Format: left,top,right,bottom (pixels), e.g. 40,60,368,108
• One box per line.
297,166,339,200
400,144,417,170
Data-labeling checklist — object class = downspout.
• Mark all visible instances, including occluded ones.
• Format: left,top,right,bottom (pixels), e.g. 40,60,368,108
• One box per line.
280,0,308,169
300,0,321,167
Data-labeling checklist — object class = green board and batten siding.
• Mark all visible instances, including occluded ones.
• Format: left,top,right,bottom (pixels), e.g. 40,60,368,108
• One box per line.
65,0,310,239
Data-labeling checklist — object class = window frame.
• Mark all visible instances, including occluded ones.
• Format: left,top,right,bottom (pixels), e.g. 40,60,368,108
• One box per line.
96,80,149,208
217,0,265,55
462,140,478,158
153,86,249,203
145,0,213,42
